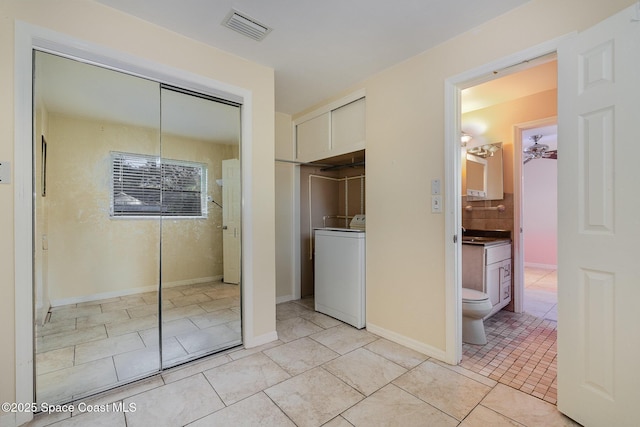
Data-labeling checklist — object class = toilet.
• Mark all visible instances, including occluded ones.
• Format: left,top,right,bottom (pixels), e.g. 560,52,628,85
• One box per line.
462,288,492,345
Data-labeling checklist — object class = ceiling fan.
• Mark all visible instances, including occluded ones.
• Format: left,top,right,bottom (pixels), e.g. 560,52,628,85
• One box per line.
523,134,557,164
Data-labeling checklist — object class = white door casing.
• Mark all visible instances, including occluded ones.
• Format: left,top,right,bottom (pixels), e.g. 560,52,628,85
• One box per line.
557,4,640,426
14,22,259,426
445,37,564,365
513,117,557,314
222,158,241,284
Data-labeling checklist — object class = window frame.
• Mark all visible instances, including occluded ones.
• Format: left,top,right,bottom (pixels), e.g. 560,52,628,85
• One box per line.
110,151,208,219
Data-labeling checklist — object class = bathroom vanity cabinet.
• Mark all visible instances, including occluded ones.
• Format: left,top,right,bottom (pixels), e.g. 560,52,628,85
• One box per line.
462,240,512,318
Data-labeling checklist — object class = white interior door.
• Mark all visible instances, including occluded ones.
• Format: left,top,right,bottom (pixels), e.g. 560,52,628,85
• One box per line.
222,158,241,284
557,5,640,426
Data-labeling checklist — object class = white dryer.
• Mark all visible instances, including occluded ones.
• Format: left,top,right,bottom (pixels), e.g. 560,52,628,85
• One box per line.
314,223,365,329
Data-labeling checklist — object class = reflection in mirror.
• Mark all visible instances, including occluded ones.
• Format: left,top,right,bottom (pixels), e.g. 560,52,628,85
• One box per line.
32,51,243,406
466,154,487,199
464,143,504,201
34,51,161,404
159,87,242,369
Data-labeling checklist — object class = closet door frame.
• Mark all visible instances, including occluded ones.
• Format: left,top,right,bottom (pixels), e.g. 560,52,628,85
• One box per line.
14,22,255,421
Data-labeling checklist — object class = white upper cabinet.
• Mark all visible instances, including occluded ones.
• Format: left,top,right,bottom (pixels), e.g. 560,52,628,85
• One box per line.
295,91,365,163
331,97,366,153
296,111,331,161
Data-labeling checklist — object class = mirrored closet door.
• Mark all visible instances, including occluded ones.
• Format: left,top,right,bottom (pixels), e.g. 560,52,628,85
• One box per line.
33,51,242,405
159,87,242,369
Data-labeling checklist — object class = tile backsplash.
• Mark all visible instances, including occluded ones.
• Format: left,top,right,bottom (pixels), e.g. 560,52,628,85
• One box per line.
462,193,514,233
462,193,515,312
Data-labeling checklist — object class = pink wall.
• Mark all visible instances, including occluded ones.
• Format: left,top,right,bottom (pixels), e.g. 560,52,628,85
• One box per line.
523,139,557,267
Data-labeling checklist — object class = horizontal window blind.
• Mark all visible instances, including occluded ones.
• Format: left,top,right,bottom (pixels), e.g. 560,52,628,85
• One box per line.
111,152,206,217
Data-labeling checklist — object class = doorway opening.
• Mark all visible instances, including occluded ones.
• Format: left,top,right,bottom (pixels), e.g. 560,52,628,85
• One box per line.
451,51,560,404
519,123,558,321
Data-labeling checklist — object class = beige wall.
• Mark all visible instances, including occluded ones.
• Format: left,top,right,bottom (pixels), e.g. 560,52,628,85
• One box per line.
290,0,634,355
1,0,275,412
461,88,558,265
47,114,160,302
44,113,237,304
462,88,558,195
161,132,239,286
362,0,632,353
274,112,296,301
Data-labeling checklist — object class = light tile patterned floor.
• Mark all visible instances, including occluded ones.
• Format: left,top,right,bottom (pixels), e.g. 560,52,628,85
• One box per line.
461,267,558,404
27,295,578,427
35,281,241,404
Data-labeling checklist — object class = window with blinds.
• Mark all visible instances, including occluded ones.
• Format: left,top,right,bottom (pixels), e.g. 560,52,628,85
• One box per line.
111,152,207,218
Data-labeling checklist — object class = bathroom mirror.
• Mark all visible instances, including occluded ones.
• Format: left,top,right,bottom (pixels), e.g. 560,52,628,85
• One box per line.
466,155,487,198
465,143,503,201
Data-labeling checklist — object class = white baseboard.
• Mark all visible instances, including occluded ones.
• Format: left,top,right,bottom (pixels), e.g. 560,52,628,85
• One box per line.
0,412,18,427
243,330,278,348
366,322,449,363
524,262,557,270
276,294,295,304
36,301,50,326
164,275,224,289
49,276,223,307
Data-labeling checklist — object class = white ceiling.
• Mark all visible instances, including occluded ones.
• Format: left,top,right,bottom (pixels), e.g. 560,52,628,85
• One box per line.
94,0,530,115
39,1,557,143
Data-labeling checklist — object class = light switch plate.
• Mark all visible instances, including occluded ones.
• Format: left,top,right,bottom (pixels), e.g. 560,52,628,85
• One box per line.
431,178,441,195
0,161,10,184
431,195,442,213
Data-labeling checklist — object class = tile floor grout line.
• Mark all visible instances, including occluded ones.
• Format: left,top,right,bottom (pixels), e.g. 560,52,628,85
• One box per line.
31,296,573,427
462,266,558,405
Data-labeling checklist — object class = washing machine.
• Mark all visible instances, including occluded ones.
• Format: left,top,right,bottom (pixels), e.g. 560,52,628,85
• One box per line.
314,215,365,328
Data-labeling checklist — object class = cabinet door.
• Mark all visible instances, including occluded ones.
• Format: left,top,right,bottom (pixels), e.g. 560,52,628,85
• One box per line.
462,244,484,292
331,97,365,155
485,262,501,306
501,259,512,302
296,112,331,162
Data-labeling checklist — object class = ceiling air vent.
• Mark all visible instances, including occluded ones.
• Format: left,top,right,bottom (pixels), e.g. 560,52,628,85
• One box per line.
222,9,272,41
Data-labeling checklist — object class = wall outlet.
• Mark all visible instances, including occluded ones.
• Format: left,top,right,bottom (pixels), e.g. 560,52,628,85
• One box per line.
431,195,442,213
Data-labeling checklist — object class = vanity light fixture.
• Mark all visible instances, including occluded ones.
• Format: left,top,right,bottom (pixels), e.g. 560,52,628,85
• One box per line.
460,132,472,147
467,143,499,158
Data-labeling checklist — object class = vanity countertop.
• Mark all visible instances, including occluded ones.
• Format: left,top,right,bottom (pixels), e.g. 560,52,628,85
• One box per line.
461,236,511,246
461,229,511,246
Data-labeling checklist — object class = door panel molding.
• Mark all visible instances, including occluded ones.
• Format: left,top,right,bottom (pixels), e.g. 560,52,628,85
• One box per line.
557,4,640,425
